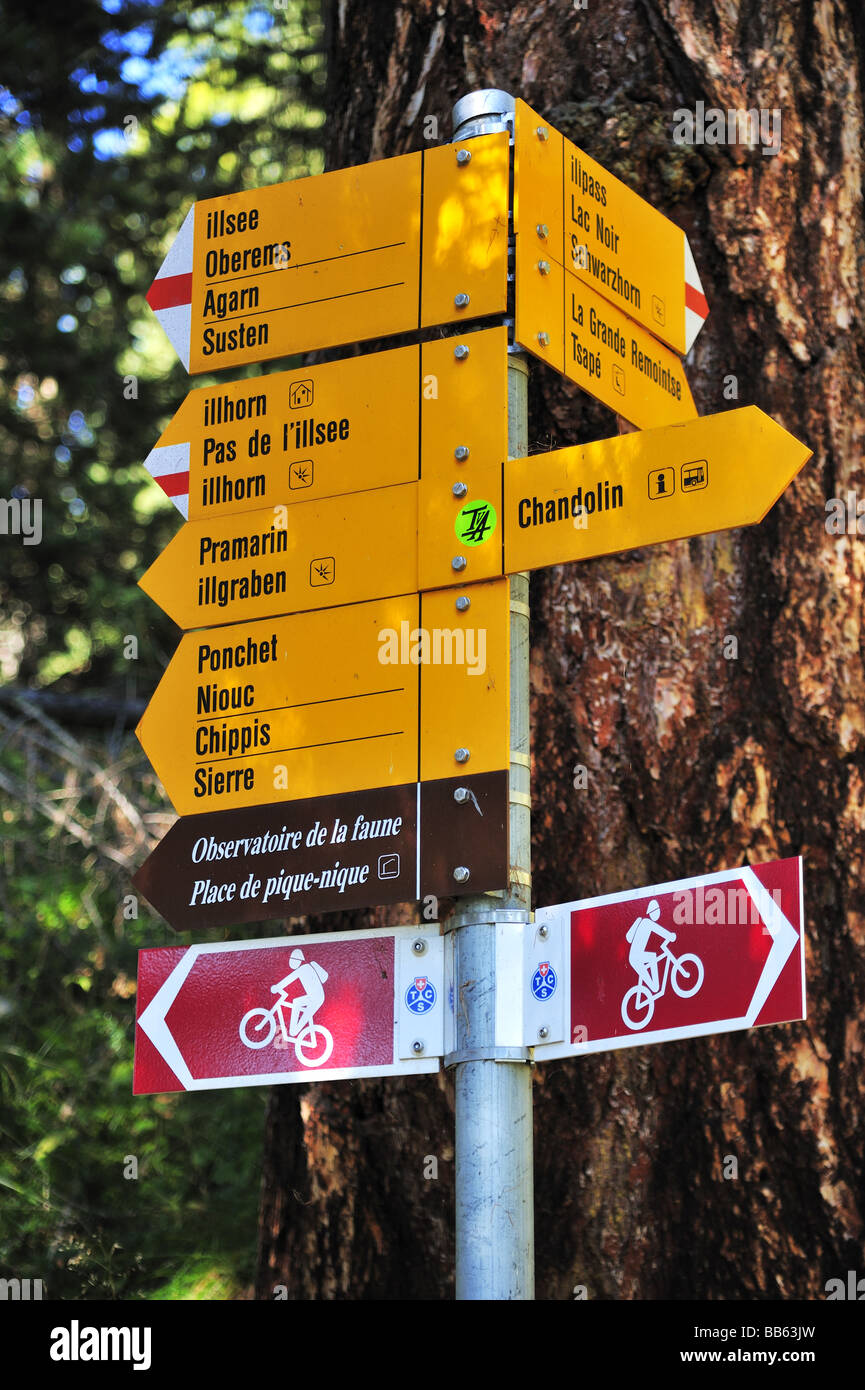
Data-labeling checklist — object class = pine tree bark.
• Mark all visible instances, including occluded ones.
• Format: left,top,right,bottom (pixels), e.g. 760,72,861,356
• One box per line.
256,0,865,1299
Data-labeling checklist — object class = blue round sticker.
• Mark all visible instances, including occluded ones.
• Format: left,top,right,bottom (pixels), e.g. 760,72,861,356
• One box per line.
406,976,437,1014
531,962,557,1000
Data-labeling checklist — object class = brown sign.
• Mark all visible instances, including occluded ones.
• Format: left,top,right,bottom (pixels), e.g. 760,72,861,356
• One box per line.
133,771,508,931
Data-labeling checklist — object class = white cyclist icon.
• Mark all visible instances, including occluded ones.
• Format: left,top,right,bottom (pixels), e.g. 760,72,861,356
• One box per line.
621,898,704,1030
239,947,334,1067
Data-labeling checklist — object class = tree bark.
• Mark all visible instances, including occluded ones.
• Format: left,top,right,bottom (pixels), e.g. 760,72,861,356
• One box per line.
256,0,865,1300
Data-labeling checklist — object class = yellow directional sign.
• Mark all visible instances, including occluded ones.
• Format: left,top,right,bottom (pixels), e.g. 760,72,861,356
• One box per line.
147,137,509,374
139,329,510,627
136,582,510,816
142,327,510,539
515,249,697,429
139,485,419,629
139,471,508,630
514,99,709,358
504,407,811,573
143,344,420,521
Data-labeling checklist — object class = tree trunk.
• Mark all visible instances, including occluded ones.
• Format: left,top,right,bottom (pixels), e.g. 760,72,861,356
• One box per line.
256,0,865,1300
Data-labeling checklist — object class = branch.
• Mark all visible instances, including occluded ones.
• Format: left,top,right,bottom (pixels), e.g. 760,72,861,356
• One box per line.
0,688,146,728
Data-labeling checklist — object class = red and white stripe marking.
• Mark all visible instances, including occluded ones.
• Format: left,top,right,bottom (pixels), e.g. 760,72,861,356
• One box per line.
143,441,190,518
146,206,194,371
684,238,709,354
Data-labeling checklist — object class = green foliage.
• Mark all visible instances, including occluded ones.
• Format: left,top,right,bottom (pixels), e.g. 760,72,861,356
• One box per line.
0,704,278,1299
0,0,325,696
0,0,325,1299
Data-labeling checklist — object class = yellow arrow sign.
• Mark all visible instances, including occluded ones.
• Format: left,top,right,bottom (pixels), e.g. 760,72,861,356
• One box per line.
139,485,420,629
147,135,509,374
139,329,509,626
504,407,811,572
143,344,420,521
514,99,709,358
136,583,510,816
516,249,697,429
142,404,809,627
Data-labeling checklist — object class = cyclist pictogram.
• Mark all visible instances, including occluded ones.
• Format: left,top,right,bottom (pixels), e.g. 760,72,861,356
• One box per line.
620,898,704,1030
239,947,334,1066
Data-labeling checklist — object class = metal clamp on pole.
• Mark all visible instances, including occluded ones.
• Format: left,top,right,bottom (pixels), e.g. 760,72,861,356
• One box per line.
445,1045,530,1068
445,905,530,931
452,89,516,144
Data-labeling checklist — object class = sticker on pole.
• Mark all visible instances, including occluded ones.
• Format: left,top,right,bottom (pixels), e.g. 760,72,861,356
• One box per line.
531,962,557,1001
454,498,497,546
405,977,437,1014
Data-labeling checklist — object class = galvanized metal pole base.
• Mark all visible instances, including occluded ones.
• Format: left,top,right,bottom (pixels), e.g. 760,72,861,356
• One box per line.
452,906,534,1300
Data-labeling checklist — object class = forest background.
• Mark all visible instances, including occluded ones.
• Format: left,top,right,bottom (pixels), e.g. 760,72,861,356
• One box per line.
1,0,325,1299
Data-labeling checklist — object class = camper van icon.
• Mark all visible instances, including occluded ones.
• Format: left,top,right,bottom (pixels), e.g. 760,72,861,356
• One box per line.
681,459,708,492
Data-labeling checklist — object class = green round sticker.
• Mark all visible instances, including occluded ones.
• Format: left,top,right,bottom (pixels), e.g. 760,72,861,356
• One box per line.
454,498,497,547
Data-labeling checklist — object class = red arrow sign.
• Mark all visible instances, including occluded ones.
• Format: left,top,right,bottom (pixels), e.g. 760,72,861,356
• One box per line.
133,927,443,1094
533,857,804,1058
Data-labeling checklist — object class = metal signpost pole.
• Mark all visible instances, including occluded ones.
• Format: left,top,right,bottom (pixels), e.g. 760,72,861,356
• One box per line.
449,90,534,1301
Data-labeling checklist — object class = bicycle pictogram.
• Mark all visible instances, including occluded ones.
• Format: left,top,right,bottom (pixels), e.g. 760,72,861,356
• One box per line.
620,898,704,1030
239,948,333,1067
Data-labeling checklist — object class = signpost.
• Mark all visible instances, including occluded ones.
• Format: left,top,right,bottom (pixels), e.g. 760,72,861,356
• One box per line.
132,773,509,932
530,858,805,1060
505,406,811,573
143,344,421,520
516,255,698,429
139,486,419,628
513,98,709,358
143,327,510,537
133,85,813,1303
135,583,511,816
133,926,444,1093
146,137,509,373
